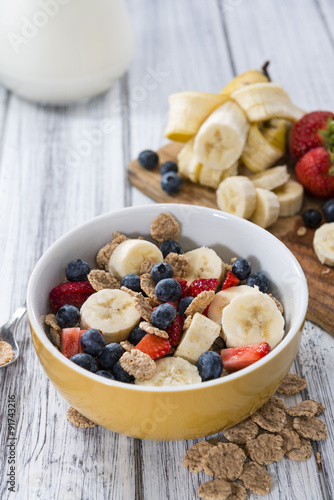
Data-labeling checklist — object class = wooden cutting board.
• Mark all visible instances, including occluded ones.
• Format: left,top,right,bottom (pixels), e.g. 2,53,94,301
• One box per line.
128,142,334,336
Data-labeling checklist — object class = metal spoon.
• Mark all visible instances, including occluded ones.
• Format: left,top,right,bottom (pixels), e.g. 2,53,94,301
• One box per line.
0,305,27,367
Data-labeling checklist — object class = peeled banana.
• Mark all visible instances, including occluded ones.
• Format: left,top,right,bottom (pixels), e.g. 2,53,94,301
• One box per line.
274,180,304,217
250,165,290,191
216,176,257,219
177,137,202,183
250,188,280,229
183,247,225,285
199,162,238,189
220,69,269,96
135,357,202,386
109,239,163,278
313,223,334,266
207,285,258,327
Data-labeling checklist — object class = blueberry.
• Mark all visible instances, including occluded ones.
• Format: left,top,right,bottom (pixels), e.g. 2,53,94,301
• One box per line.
155,278,182,302
98,343,125,370
178,297,194,317
70,353,98,373
80,329,106,357
120,274,141,292
111,361,135,383
232,258,252,280
138,150,159,170
159,240,183,258
302,208,322,228
161,172,182,194
151,303,176,330
246,272,270,293
66,259,90,282
160,161,178,175
55,304,80,328
197,351,223,382
128,325,147,345
151,262,174,282
96,370,115,380
323,199,334,222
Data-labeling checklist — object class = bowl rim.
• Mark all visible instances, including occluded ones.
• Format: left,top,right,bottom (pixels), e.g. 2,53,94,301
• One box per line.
27,203,308,393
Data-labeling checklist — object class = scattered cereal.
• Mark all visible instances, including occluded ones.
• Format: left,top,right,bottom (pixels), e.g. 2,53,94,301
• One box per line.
250,400,287,432
297,227,307,236
279,428,301,453
150,212,180,243
183,315,192,330
0,341,14,365
245,434,284,465
285,438,312,461
67,406,97,428
240,461,272,495
293,416,328,441
88,270,121,291
227,482,247,500
120,349,156,381
316,451,322,470
45,313,61,332
140,258,156,274
183,440,214,473
48,328,61,349
120,340,135,352
140,274,160,304
268,395,286,411
139,321,169,339
276,373,307,395
164,252,190,278
134,295,153,322
198,478,232,500
268,294,284,314
185,291,215,316
223,418,259,444
286,400,324,418
202,442,246,481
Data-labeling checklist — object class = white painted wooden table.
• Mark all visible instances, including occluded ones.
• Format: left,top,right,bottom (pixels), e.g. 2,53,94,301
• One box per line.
0,1,333,499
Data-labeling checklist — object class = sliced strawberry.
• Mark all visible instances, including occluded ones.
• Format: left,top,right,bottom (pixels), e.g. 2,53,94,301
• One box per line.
175,279,190,299
61,328,86,359
221,343,271,373
50,281,95,312
166,313,183,347
188,278,218,297
222,271,240,290
136,334,171,359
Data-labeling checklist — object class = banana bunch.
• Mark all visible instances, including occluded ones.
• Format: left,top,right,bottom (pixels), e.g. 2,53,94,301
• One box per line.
165,67,306,228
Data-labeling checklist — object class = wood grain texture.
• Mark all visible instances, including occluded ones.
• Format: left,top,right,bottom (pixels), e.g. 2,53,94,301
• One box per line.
0,0,333,499
128,141,334,336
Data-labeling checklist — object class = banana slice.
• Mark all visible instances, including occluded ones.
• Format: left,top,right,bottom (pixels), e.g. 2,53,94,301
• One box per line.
194,100,250,171
80,289,141,344
313,223,334,266
222,290,285,349
164,91,228,142
250,188,280,229
177,137,203,182
109,239,163,279
231,83,305,123
135,357,201,386
250,165,290,191
216,176,257,219
207,285,259,328
220,69,269,96
274,180,304,217
175,313,221,364
241,121,287,172
183,247,225,285
199,161,238,189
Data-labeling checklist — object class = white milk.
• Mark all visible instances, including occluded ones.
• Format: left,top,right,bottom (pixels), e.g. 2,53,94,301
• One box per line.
0,0,134,103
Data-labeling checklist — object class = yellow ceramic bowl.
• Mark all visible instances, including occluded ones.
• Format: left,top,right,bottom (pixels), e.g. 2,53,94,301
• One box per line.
27,204,308,440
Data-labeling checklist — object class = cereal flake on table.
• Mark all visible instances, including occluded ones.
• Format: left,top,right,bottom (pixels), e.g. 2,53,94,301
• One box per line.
279,428,301,453
88,269,120,291
150,212,180,243
276,373,307,395
223,418,259,444
245,434,284,465
285,438,313,461
201,442,246,481
286,399,325,417
197,477,232,500
239,461,272,496
67,406,97,428
120,349,156,381
139,321,169,339
164,252,190,278
185,290,215,316
250,400,287,432
268,395,286,410
0,341,14,365
183,440,215,473
292,416,328,441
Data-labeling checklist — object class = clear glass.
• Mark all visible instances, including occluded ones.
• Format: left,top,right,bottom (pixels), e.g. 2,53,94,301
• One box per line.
0,0,134,103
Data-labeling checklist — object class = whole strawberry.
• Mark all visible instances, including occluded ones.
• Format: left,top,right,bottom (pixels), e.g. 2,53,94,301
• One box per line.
295,147,334,198
289,111,334,159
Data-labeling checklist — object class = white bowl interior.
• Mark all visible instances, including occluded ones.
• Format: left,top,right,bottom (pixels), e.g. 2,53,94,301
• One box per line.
27,204,308,390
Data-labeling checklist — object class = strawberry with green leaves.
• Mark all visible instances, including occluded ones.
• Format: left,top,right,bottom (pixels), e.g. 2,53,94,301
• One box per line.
295,146,334,199
289,111,334,159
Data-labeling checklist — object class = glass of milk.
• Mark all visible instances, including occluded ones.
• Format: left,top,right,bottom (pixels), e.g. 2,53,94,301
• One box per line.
0,0,134,103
